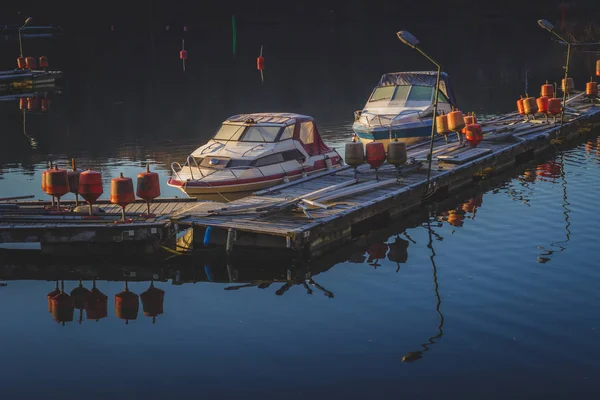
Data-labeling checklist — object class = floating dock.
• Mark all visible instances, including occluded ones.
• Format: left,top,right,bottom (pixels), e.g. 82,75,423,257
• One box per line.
0,198,198,255
171,91,600,259
0,69,63,94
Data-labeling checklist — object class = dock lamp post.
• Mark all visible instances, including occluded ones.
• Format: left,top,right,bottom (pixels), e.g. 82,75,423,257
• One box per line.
537,19,571,129
19,17,33,57
396,31,441,195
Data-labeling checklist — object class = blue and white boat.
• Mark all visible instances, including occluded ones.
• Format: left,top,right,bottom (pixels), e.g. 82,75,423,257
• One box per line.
352,71,457,149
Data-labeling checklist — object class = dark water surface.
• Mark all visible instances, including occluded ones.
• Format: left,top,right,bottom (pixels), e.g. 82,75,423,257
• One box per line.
1,12,600,399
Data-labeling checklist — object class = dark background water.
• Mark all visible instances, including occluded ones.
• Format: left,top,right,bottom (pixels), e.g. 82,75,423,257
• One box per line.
1,1,600,398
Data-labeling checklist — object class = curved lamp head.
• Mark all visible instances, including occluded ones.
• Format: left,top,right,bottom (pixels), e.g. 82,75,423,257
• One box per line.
537,19,554,32
24,17,33,25
396,31,420,49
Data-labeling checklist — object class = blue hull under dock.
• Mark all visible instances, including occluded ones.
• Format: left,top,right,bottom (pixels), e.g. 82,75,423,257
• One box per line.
353,121,432,147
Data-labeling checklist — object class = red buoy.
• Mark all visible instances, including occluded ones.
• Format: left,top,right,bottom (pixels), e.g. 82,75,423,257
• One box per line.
78,169,103,215
39,56,49,69
547,98,562,118
517,96,525,115
16,56,26,69
257,56,265,71
40,98,50,111
25,56,37,70
27,97,37,111
67,159,81,206
110,172,135,220
464,124,483,148
86,280,108,322
536,96,549,114
140,282,165,324
179,49,187,60
115,282,139,324
47,281,60,313
136,164,161,215
45,166,70,209
541,81,554,98
365,142,386,179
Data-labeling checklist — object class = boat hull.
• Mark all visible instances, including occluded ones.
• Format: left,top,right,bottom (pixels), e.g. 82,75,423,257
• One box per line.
353,120,432,149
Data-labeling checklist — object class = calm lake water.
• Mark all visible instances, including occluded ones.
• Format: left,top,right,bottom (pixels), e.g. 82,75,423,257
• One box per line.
2,12,600,399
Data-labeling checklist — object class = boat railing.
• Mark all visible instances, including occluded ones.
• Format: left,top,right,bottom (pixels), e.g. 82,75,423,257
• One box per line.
171,158,266,182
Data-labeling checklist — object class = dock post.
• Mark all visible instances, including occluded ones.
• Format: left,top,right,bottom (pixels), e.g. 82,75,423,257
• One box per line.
226,228,236,255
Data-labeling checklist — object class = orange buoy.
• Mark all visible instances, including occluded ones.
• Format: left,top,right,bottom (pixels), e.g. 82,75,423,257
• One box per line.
435,112,449,135
27,97,37,111
67,159,81,206
110,172,135,220
16,56,26,69
447,110,466,132
257,56,265,71
86,280,108,322
547,98,562,116
19,97,27,110
561,77,574,94
47,281,60,313
136,164,161,215
523,95,537,116
115,282,139,324
517,96,525,115
541,81,554,98
25,56,37,70
464,114,475,126
179,49,187,60
39,56,49,69
140,282,165,324
78,169,103,215
51,289,74,324
40,98,50,111
597,60,600,77
586,79,598,96
536,96,549,114
365,142,386,179
45,166,70,209
464,124,483,148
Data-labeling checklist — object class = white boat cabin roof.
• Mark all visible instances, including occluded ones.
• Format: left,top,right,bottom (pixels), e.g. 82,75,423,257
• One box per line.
225,113,313,126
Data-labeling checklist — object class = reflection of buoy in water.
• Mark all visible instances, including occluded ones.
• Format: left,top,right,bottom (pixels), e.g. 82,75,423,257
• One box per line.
51,281,74,325
70,279,91,324
47,280,60,313
140,282,165,324
536,161,561,180
86,280,108,322
447,210,465,227
387,236,409,272
461,194,483,214
115,281,139,324
520,169,537,182
367,242,388,266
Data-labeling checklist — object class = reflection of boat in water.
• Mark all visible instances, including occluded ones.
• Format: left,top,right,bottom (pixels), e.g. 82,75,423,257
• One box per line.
352,71,456,149
168,113,343,201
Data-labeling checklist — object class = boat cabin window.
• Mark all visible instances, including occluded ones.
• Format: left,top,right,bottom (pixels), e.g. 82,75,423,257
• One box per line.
407,85,433,102
369,86,396,102
436,90,449,103
299,122,315,144
213,124,245,141
241,125,281,142
279,125,294,141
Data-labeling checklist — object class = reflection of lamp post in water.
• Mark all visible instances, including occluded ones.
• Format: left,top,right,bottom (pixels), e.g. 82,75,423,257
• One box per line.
22,108,38,149
402,218,444,362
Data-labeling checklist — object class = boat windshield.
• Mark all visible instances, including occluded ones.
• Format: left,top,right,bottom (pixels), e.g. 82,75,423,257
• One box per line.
369,85,412,102
213,124,245,141
407,85,433,102
212,124,283,142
